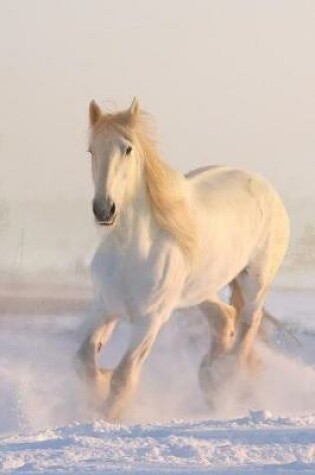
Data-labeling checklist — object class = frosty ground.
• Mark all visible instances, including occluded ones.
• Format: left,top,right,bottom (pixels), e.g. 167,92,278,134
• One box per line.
0,285,314,473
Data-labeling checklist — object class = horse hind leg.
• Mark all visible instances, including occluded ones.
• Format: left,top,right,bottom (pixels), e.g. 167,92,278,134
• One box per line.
234,243,287,369
235,202,289,368
230,279,244,319
200,299,237,359
230,277,265,371
198,299,237,406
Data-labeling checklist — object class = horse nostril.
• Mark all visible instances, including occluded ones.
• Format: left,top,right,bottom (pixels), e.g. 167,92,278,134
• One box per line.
93,200,100,219
109,202,116,217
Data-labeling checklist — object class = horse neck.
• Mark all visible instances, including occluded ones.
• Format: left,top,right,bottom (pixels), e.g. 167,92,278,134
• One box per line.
113,176,157,250
109,141,195,259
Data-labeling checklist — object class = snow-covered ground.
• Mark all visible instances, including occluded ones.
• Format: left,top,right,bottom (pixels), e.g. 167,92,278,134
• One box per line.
0,287,314,473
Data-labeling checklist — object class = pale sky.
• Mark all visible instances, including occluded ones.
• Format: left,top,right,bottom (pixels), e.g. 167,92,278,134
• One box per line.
1,0,315,204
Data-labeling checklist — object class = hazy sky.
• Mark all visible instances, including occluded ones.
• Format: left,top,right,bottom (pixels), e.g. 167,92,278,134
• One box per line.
1,0,315,204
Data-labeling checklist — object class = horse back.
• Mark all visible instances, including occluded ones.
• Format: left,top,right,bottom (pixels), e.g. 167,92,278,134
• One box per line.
186,165,283,213
186,164,289,257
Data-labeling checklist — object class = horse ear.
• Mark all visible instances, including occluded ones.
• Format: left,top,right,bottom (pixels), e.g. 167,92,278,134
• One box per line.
89,100,102,126
129,97,140,116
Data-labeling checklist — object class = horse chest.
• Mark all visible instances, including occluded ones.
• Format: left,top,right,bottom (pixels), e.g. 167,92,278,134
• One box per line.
91,241,182,318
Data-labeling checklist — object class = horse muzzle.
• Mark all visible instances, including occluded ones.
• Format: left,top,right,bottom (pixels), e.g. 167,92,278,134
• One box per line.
93,198,116,226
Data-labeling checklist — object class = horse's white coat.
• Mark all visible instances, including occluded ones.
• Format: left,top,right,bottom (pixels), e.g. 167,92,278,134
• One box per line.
77,99,290,421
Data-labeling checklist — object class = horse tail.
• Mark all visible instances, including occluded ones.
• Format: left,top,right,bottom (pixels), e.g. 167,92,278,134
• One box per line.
262,308,301,345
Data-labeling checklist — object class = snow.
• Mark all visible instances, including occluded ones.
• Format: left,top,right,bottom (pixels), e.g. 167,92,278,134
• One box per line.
1,415,315,474
0,286,314,473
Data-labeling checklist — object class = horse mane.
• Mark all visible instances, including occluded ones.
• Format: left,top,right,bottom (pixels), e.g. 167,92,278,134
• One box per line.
91,108,198,262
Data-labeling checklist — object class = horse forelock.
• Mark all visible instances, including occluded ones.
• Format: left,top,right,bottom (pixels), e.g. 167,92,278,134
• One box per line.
90,108,198,262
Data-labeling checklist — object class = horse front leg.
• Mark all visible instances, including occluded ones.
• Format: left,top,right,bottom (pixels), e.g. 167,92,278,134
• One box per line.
104,314,164,422
76,309,117,409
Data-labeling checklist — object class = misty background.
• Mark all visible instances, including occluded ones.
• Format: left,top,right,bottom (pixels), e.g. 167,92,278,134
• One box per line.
0,0,315,436
0,0,314,276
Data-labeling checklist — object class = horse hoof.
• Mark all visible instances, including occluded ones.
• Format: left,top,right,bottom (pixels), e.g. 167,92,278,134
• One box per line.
247,351,264,375
238,350,264,375
199,355,238,410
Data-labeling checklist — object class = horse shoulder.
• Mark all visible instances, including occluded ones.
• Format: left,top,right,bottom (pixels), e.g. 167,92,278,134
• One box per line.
125,239,187,320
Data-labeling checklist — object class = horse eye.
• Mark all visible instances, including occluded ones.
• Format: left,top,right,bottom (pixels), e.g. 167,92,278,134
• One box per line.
125,145,132,156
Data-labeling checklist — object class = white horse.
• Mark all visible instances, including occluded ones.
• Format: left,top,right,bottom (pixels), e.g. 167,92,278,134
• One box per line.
76,98,290,421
